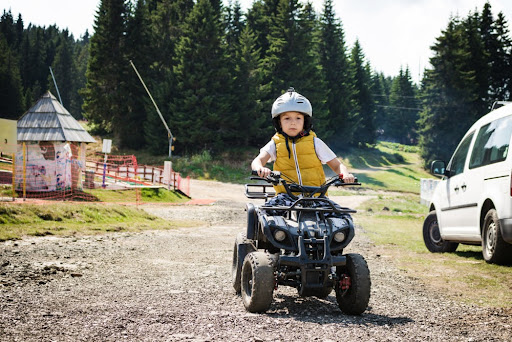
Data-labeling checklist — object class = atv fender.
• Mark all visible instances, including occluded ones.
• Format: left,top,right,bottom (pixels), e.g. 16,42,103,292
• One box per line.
246,203,257,240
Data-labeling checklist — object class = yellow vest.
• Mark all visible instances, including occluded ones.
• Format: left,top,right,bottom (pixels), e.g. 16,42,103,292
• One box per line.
272,132,326,194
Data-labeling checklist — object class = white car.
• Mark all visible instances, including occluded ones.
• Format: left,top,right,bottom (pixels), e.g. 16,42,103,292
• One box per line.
424,103,512,264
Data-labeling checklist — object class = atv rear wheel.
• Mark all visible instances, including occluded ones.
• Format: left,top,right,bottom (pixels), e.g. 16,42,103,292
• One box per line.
335,253,371,315
241,251,275,313
232,232,256,293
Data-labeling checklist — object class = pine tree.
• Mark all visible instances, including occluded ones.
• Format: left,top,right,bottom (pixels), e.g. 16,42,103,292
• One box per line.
82,0,129,139
73,31,90,119
387,67,419,144
246,0,280,60
372,72,391,139
123,0,152,149
262,0,327,136
0,34,24,119
232,25,266,145
170,0,231,153
145,0,194,154
318,0,352,146
49,30,76,115
418,17,479,165
349,40,375,147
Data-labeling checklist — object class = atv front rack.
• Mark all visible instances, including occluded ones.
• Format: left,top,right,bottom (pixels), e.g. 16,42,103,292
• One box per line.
260,197,357,214
245,184,276,199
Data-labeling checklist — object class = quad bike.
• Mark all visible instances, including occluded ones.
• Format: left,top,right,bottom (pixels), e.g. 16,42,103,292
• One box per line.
232,171,371,314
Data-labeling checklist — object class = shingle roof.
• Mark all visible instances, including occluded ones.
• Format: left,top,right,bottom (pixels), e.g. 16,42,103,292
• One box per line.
17,91,96,143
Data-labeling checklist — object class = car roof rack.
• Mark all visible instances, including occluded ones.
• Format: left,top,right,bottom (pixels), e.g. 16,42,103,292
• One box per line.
491,101,512,111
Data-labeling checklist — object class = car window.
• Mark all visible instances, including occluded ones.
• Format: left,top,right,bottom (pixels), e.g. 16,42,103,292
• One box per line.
448,132,474,176
469,115,512,169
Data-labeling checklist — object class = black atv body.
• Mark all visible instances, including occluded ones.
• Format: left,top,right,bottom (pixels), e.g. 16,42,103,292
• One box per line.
232,172,371,314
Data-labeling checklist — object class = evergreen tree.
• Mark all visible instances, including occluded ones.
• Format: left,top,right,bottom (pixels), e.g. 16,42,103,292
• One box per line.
262,0,327,137
145,0,194,154
0,34,24,119
318,0,352,146
372,72,391,139
387,67,419,144
481,4,512,102
73,31,91,119
246,0,280,60
170,0,231,153
49,30,76,115
123,0,152,149
232,25,266,145
82,0,129,140
349,40,376,146
418,18,479,165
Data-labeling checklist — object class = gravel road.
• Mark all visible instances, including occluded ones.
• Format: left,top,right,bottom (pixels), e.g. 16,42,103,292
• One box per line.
0,179,511,341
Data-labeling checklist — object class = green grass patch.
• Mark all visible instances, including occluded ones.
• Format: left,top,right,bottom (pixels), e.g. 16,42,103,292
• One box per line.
357,199,512,308
86,188,189,203
338,141,433,194
0,202,194,241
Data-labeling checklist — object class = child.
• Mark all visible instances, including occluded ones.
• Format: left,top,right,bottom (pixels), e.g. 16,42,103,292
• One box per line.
252,87,354,198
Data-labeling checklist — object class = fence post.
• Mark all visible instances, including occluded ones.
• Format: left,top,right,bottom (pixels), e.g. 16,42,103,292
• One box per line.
22,142,26,200
11,152,15,200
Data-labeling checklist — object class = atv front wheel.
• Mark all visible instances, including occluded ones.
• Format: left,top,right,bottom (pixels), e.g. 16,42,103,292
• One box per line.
232,232,256,293
241,251,275,313
335,253,371,315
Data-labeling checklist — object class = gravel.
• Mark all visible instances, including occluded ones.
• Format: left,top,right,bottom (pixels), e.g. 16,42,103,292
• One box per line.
1,180,511,341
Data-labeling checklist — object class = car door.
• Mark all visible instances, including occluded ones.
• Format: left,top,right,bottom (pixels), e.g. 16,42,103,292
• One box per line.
438,131,476,238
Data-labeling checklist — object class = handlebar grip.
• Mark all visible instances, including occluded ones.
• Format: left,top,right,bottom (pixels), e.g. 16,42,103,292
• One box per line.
251,170,281,178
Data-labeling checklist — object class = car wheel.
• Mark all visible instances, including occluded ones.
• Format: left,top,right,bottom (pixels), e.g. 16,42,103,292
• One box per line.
482,209,512,265
232,232,256,294
423,210,458,253
241,251,275,313
335,253,371,315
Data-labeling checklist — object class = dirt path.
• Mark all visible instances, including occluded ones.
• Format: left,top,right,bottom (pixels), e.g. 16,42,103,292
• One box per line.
0,179,510,341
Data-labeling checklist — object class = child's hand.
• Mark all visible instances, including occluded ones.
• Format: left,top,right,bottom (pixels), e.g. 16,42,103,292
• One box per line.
257,167,272,178
339,173,355,183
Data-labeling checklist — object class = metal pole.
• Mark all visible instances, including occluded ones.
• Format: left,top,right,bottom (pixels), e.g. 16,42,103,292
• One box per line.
129,60,174,157
49,66,63,105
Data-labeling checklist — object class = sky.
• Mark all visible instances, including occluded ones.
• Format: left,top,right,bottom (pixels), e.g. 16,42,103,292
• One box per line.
2,0,512,84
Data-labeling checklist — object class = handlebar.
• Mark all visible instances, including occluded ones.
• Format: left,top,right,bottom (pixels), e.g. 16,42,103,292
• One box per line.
250,170,360,199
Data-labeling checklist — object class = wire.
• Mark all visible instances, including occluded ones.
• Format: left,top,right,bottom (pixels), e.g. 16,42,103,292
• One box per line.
376,105,422,111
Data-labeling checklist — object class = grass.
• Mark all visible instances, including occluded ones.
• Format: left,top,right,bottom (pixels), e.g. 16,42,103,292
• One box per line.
0,202,198,241
88,187,190,203
355,194,512,308
338,141,433,194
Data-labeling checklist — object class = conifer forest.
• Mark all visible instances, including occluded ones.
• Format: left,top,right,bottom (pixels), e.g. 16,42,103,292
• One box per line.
1,0,512,165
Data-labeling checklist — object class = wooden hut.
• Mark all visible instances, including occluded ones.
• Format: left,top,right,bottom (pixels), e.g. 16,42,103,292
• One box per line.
15,91,95,192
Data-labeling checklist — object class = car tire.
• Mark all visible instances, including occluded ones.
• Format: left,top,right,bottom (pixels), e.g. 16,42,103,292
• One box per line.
335,253,371,315
241,251,275,313
482,209,512,265
423,210,459,253
232,232,256,294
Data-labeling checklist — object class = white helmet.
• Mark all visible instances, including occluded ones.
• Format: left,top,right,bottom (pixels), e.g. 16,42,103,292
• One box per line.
271,87,312,118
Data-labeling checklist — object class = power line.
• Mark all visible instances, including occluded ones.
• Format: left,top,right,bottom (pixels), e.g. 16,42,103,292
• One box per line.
376,105,422,111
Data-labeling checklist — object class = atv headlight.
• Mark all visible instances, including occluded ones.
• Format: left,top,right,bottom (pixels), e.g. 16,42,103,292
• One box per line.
274,230,286,242
333,231,346,243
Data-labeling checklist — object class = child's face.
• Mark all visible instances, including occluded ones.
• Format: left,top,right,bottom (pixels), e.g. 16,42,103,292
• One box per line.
279,111,304,136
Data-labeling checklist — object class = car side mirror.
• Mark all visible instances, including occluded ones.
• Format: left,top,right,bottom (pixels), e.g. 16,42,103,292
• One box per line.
430,160,447,178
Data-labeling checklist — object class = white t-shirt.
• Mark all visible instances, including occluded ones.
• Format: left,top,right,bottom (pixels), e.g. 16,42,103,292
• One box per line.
260,137,337,164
